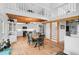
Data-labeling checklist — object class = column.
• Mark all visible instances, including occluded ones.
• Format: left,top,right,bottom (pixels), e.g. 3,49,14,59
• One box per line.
50,22,52,40
56,17,60,47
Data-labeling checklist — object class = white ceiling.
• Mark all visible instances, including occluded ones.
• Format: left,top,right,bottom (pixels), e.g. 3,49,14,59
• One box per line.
35,3,64,9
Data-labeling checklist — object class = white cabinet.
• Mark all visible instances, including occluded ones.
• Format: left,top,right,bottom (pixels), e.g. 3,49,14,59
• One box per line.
64,36,79,55
8,35,17,43
64,36,71,55
8,19,17,43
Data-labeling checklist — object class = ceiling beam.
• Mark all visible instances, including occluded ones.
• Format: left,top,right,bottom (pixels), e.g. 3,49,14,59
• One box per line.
42,16,79,24
6,13,47,23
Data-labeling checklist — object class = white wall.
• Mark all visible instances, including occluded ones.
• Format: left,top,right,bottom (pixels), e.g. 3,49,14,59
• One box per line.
52,22,56,41
59,21,66,41
45,23,50,39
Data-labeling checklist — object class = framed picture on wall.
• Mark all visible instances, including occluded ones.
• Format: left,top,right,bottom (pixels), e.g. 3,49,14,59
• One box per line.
60,25,65,29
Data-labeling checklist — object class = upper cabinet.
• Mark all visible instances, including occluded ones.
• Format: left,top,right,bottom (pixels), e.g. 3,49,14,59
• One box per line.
8,19,17,35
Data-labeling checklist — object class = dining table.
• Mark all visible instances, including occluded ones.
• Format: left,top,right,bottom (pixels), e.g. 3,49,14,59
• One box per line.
32,34,39,40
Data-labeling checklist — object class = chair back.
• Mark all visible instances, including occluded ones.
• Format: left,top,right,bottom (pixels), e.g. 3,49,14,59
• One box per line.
39,35,45,42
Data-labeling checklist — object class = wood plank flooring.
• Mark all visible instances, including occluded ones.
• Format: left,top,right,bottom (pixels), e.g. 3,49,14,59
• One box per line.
11,36,62,55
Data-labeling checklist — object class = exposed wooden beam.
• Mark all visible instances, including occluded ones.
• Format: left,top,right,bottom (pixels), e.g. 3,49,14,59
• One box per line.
42,16,79,24
63,16,79,21
6,13,47,23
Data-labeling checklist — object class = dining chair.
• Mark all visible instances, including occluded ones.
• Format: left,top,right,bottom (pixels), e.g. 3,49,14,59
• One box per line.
36,35,45,50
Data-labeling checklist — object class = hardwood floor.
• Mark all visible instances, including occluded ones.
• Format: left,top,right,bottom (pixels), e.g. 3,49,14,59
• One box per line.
11,36,62,55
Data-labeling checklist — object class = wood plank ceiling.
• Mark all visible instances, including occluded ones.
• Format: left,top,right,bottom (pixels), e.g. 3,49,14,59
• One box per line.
6,13,47,23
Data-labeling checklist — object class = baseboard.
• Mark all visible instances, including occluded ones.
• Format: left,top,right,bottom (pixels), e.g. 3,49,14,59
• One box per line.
64,49,71,55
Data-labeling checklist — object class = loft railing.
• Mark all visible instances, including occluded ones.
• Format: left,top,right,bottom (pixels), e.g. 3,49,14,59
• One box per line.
5,3,51,19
